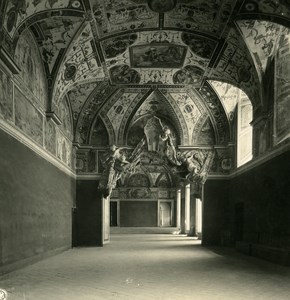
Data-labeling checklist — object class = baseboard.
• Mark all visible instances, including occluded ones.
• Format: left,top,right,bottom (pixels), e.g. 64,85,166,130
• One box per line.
0,246,70,276
236,242,290,267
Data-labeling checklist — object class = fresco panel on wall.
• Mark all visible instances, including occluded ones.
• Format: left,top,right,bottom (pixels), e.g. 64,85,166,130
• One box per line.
44,119,57,156
0,68,13,122
14,30,47,108
275,30,290,143
14,88,43,146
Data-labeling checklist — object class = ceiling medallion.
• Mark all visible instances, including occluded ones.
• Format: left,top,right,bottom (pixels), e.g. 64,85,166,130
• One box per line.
71,1,81,8
148,0,177,13
244,2,257,11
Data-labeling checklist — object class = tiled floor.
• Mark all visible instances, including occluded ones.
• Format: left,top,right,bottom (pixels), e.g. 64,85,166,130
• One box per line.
1,234,290,300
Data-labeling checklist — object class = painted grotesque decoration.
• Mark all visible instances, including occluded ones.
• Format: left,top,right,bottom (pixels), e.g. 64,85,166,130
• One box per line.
181,33,217,59
173,65,204,85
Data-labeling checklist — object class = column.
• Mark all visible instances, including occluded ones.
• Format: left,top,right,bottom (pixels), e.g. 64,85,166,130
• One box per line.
185,183,191,233
176,188,181,229
195,197,202,238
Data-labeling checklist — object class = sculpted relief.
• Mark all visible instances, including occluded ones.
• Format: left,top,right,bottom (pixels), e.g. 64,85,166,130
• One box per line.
98,117,214,198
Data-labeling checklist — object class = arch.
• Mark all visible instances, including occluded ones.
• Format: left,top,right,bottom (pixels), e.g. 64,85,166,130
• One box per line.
194,82,231,145
89,115,110,147
156,172,172,188
14,28,48,109
122,89,187,145
126,173,151,188
4,5,84,40
192,117,216,146
74,81,118,144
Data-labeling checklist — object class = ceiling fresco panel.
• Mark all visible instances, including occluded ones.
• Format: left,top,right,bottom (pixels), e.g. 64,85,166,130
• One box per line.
236,20,284,73
239,0,290,20
209,80,240,118
196,82,230,144
210,28,261,110
92,0,158,37
130,44,187,68
164,0,236,37
107,92,139,139
131,91,175,124
193,117,215,145
181,33,218,60
33,16,83,73
4,0,84,38
101,33,138,59
101,30,212,86
75,81,117,144
52,23,105,108
67,81,101,122
169,92,202,140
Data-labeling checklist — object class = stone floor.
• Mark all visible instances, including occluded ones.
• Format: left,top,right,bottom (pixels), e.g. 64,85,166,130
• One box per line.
1,234,290,300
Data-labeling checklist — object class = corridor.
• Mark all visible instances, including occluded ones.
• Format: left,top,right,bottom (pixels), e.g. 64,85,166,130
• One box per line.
1,234,290,300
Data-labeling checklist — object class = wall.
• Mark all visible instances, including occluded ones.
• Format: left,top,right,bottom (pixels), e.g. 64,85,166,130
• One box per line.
120,201,158,227
0,129,75,274
202,179,230,246
75,180,103,246
229,150,290,260
203,149,290,265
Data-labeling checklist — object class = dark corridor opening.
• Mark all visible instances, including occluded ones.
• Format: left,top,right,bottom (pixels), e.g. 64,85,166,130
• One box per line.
110,201,118,227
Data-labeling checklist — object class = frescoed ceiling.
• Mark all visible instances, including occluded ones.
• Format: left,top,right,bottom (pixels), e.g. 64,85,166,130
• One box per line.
2,0,290,148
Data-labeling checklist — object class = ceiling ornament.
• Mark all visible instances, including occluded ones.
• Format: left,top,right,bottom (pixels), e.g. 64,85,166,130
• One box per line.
32,16,83,74
237,20,285,74
67,81,100,122
240,0,290,20
102,30,211,86
209,28,261,110
181,33,217,60
4,0,84,39
75,81,117,144
127,89,186,144
148,0,177,13
164,0,236,37
130,43,187,68
195,82,230,144
52,23,105,109
92,0,158,37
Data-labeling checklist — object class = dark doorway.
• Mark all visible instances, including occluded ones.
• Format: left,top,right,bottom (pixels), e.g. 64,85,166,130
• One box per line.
110,201,118,227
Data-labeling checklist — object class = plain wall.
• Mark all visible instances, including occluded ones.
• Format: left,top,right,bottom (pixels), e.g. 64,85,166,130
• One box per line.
120,201,158,227
75,180,103,246
202,179,230,246
0,129,75,274
229,150,290,248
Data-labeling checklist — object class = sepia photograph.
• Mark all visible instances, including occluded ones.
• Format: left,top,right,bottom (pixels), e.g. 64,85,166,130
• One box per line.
0,0,290,299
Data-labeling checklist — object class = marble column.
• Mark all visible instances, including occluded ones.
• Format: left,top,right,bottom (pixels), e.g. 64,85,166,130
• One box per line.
195,197,202,238
185,183,191,233
176,188,181,229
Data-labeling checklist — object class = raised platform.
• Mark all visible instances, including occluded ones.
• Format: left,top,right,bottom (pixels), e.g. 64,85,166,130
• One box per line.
110,227,180,234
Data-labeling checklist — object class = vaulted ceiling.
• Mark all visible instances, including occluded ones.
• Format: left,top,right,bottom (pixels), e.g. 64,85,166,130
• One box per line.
1,0,290,147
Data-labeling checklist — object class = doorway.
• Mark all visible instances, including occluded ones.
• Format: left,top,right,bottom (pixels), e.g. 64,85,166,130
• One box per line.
110,201,119,227
159,201,173,227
